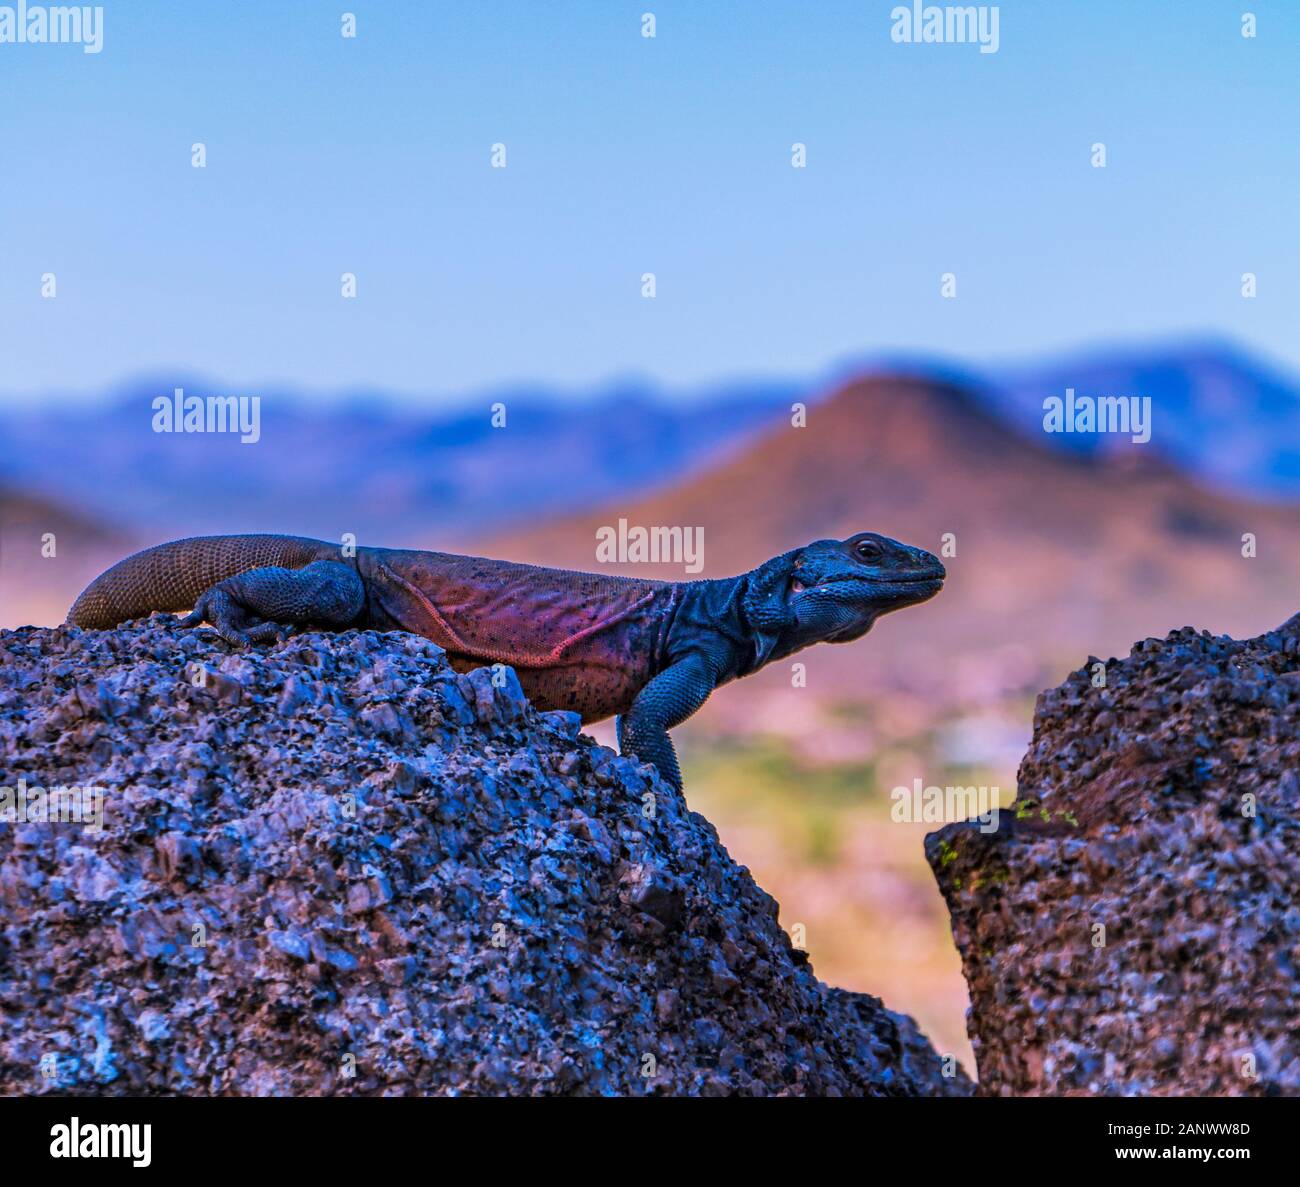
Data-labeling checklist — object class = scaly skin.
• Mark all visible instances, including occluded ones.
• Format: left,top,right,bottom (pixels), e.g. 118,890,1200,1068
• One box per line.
68,532,945,790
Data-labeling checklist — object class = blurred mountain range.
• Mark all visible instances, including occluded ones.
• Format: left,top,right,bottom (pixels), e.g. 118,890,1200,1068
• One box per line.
0,376,802,547
1,339,1297,546
986,339,1300,496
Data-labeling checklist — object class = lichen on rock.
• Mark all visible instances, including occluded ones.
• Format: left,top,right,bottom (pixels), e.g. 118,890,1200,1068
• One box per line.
0,616,966,1097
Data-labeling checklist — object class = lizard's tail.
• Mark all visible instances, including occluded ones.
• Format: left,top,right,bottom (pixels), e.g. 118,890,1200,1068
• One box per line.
67,534,337,628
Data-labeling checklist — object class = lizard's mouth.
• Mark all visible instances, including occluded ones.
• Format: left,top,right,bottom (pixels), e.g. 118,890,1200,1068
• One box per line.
877,575,945,601
790,570,945,597
871,570,946,605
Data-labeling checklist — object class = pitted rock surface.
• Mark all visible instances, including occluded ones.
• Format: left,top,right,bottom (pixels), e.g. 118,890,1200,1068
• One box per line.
928,614,1300,1096
0,617,966,1097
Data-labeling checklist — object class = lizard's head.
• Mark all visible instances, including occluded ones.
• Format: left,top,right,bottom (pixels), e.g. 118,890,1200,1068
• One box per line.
791,532,946,640
742,532,945,663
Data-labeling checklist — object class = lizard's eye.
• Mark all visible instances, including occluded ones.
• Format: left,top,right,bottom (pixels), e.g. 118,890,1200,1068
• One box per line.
855,540,883,562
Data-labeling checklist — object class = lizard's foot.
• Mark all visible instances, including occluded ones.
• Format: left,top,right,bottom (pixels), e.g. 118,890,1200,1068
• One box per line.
175,560,364,646
178,587,290,646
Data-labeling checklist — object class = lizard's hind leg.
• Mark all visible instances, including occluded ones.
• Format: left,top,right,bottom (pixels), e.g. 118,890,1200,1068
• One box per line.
178,560,364,646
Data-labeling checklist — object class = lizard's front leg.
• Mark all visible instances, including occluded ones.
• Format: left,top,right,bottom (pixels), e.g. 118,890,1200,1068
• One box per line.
617,652,719,792
179,560,364,645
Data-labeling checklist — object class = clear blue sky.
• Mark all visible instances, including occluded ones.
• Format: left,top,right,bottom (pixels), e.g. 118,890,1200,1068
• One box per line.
1,0,1297,401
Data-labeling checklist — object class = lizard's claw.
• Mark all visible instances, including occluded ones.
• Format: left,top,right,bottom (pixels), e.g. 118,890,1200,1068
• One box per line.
244,620,291,645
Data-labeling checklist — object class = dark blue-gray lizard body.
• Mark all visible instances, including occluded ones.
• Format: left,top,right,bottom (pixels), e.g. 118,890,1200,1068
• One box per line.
68,532,945,789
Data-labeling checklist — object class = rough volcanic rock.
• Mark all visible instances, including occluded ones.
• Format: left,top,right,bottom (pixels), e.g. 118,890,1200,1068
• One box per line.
928,614,1300,1096
0,617,966,1097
